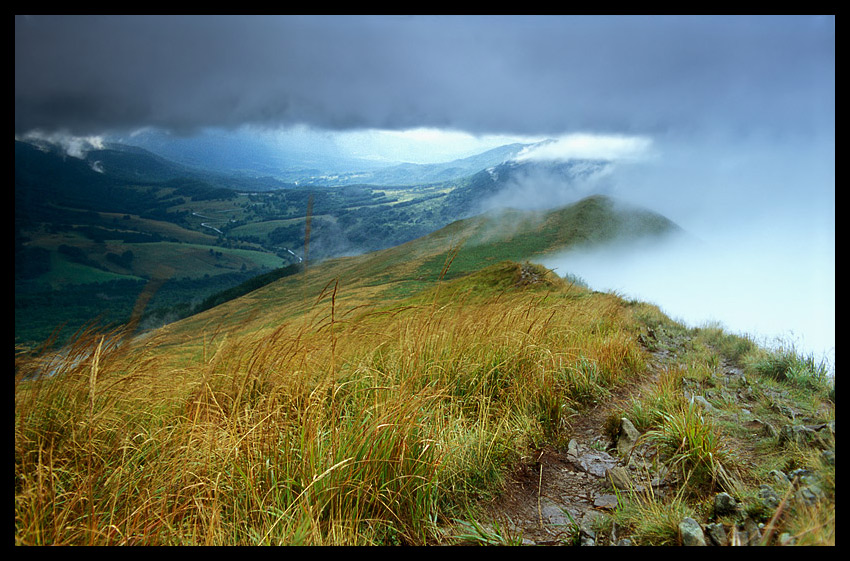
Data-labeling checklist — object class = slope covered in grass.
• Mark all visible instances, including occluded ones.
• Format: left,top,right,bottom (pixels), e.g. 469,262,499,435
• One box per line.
153,194,684,349
15,259,656,545
17,194,831,546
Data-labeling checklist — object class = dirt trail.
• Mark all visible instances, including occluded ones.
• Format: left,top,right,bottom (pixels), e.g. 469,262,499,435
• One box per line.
478,347,675,545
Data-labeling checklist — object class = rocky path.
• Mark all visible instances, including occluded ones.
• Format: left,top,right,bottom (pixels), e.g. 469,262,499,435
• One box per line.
472,332,836,546
478,347,673,545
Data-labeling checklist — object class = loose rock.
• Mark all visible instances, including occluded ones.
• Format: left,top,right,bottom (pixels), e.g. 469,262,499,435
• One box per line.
617,417,641,456
678,517,707,546
607,466,632,490
704,523,728,546
593,493,619,510
714,492,738,516
779,424,823,448
758,485,781,510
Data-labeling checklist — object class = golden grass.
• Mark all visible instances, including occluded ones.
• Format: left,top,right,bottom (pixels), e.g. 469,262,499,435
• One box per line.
15,262,652,545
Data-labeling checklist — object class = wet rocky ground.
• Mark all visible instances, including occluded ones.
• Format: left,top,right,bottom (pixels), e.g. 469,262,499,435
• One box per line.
475,349,671,545
468,337,835,546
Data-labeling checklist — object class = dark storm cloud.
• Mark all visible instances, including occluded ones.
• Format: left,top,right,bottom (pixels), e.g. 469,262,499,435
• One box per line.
15,15,834,137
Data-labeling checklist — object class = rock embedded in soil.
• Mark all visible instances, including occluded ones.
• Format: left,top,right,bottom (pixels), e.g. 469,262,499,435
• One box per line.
678,517,707,546
757,485,781,510
779,424,825,448
574,448,619,478
704,523,729,546
713,492,739,516
593,493,619,510
606,466,633,491
616,417,640,456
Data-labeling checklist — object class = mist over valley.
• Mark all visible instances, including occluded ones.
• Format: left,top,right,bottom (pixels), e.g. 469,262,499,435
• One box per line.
14,17,835,547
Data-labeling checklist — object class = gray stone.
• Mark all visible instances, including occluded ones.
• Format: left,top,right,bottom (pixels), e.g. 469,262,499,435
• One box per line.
580,510,609,538
678,517,707,546
777,532,797,546
692,395,716,412
576,449,619,478
821,449,835,466
567,438,580,459
617,417,641,456
615,538,633,546
779,424,821,448
704,523,728,547
540,501,574,527
713,492,738,516
758,485,781,510
607,465,632,490
794,486,823,507
742,518,762,546
768,469,791,486
788,468,813,482
593,493,619,510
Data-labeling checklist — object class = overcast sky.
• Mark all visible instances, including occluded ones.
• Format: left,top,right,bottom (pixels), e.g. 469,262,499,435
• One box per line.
15,15,834,139
15,15,835,365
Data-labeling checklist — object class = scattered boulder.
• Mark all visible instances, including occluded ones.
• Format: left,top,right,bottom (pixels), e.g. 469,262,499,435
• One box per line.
742,518,762,546
593,493,619,510
704,522,729,546
768,469,791,486
574,448,619,478
757,485,781,510
691,395,716,412
616,417,641,457
539,501,574,527
731,518,762,546
794,486,821,507
779,424,822,448
606,466,633,491
821,449,835,466
678,517,707,546
580,535,595,546
713,492,739,516
567,438,580,460
580,510,608,538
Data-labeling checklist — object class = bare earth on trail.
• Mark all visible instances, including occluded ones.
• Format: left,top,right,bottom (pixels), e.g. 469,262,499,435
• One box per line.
478,347,674,545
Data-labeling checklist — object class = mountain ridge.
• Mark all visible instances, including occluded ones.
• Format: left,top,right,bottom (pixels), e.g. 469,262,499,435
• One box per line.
155,193,686,345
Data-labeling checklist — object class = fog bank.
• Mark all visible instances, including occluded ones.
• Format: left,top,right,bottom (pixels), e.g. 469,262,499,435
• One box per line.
534,131,834,370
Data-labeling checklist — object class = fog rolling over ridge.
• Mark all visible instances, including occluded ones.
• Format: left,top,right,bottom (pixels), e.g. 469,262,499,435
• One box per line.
491,133,834,370
14,16,833,367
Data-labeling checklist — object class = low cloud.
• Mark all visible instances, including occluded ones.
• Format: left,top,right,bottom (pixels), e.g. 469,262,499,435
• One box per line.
477,160,616,214
514,133,654,163
16,129,105,159
473,133,653,214
540,228,835,369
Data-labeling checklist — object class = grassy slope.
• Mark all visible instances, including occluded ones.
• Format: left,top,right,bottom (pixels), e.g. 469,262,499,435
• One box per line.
157,195,682,347
14,194,833,545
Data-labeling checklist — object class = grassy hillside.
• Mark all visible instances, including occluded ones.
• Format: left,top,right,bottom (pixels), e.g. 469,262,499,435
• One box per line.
150,195,683,346
15,192,833,545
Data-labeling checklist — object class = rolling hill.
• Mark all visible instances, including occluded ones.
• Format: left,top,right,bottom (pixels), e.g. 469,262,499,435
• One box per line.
14,136,644,348
15,186,834,546
151,193,686,349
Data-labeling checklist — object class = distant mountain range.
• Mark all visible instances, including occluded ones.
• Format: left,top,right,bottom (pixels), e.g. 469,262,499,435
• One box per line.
287,143,538,187
101,128,545,187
